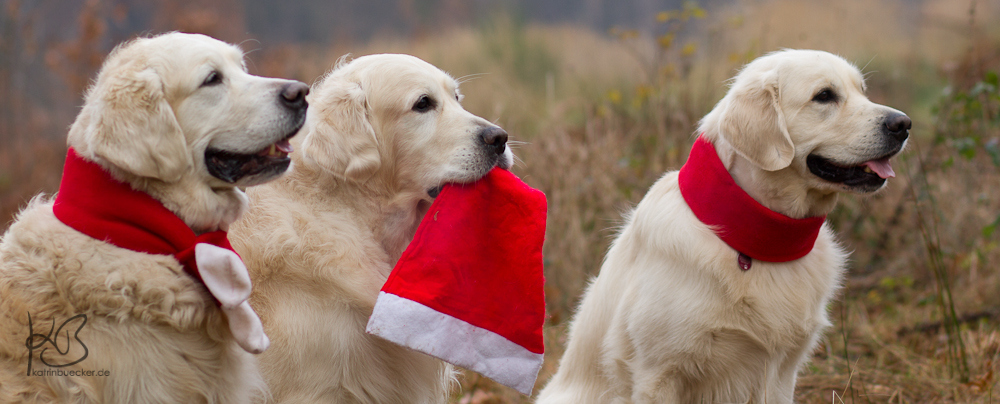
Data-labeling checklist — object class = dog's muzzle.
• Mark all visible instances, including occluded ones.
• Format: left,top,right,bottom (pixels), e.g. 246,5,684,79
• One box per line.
205,82,309,185
806,112,910,193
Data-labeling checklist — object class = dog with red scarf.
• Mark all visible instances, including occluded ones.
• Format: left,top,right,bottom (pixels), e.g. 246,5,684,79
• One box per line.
538,50,910,403
0,33,307,403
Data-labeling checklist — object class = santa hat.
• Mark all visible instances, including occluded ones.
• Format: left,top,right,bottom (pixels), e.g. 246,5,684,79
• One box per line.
365,167,547,395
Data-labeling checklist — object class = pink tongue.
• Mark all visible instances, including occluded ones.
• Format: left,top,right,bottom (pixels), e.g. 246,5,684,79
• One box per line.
275,139,294,153
863,158,895,179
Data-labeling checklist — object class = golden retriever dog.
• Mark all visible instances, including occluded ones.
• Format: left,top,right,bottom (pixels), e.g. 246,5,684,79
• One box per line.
537,50,910,403
228,54,514,404
0,32,308,403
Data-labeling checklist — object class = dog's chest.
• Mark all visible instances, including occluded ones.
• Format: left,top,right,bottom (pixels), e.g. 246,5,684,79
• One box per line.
708,231,843,344
620,176,845,377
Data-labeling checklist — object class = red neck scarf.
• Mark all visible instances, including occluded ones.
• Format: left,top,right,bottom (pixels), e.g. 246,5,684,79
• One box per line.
52,147,229,289
50,148,269,354
678,136,825,263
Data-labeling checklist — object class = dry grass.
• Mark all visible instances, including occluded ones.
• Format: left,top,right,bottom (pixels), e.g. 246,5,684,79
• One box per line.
2,0,1000,403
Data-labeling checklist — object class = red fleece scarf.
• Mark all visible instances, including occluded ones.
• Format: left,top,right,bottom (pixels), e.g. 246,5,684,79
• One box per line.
52,148,228,282
678,136,825,263
51,147,269,354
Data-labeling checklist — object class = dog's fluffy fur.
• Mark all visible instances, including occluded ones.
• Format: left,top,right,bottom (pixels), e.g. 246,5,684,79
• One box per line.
537,50,909,403
0,32,306,403
228,54,514,404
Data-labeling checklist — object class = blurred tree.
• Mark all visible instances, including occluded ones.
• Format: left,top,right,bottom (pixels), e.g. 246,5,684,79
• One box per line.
151,0,248,43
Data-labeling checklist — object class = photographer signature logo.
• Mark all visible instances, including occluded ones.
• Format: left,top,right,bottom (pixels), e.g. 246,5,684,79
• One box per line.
24,312,89,376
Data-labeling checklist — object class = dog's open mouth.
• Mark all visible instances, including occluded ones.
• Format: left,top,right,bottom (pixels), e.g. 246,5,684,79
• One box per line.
427,186,444,198
424,160,508,200
806,153,897,191
206,135,296,184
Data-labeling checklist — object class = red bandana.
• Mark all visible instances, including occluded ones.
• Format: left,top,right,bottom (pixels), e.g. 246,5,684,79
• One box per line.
678,136,825,263
52,148,228,282
51,147,269,353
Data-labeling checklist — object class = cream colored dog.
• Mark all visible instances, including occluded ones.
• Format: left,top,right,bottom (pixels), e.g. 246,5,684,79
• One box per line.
537,50,910,403
0,32,308,403
229,54,514,403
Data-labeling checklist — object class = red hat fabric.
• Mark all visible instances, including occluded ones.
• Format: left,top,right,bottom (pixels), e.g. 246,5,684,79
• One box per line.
365,167,547,395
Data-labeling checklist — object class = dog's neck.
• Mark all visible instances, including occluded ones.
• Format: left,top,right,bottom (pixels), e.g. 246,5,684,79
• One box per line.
379,194,432,264
291,160,428,265
713,140,839,219
68,143,246,234
678,137,826,262
136,178,246,234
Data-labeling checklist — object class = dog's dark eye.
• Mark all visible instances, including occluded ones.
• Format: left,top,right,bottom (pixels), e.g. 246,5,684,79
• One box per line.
412,95,435,113
202,71,223,87
812,88,837,103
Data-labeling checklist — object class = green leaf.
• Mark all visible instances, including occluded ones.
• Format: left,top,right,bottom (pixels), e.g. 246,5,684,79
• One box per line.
955,137,977,160
985,70,999,88
983,215,1000,238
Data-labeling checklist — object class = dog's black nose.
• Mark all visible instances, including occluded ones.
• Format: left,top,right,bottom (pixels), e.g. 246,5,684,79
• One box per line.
884,113,911,142
280,82,310,111
479,126,508,155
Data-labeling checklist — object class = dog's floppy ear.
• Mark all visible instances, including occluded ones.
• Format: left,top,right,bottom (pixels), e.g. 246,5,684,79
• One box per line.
83,64,191,182
300,77,381,183
718,69,794,171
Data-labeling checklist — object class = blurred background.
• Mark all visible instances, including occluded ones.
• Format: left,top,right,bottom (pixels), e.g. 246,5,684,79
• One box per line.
1,0,999,402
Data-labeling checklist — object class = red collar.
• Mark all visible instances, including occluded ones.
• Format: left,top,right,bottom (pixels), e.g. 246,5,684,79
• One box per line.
678,136,825,263
52,148,232,287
